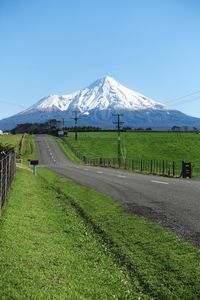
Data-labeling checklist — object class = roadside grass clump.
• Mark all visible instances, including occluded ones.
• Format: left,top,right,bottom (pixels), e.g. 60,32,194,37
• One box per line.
39,167,200,299
0,169,145,300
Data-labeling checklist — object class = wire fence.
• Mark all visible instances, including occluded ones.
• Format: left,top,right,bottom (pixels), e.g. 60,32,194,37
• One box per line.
0,148,16,213
64,139,184,177
86,157,181,177
192,164,200,178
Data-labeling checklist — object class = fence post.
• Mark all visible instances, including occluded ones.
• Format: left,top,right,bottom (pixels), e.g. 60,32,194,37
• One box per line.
172,161,175,177
162,160,165,175
5,156,8,202
0,158,2,210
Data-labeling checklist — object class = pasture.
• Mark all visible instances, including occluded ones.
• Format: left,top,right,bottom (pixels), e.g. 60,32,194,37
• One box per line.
0,134,23,155
67,131,200,164
0,134,37,162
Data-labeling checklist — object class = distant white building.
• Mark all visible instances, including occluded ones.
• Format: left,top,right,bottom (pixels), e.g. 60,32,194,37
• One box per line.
57,130,64,137
0,130,3,135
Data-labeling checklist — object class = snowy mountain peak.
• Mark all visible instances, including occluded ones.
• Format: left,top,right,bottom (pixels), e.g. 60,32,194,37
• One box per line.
1,76,200,130
88,76,121,91
102,76,119,86
75,76,166,112
19,76,166,116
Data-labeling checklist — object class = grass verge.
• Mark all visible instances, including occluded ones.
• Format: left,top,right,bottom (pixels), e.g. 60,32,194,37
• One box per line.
0,168,144,300
39,167,200,299
21,134,38,163
56,137,82,164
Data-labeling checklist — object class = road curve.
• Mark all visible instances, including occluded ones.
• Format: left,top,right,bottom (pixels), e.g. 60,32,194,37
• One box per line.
36,134,200,247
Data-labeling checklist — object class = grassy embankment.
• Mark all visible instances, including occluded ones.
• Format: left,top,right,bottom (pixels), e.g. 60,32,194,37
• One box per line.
63,131,200,176
56,137,82,164
1,134,200,299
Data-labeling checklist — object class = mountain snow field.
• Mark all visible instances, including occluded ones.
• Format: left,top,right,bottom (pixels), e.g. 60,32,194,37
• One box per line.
0,76,200,130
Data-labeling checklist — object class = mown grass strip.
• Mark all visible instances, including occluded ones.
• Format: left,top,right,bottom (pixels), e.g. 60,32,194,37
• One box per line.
39,168,200,299
0,169,145,300
21,134,38,163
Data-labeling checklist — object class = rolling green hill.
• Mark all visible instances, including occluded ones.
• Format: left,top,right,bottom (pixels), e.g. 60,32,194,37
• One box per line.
66,131,200,163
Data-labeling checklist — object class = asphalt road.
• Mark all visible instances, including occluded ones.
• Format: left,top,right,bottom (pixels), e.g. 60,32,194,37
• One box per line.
36,134,200,246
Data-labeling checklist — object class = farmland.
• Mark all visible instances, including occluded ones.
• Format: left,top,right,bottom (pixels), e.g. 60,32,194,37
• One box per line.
0,134,37,162
66,131,200,163
63,131,200,177
0,134,23,155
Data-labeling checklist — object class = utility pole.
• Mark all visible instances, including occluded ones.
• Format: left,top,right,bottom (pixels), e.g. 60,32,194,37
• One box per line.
113,113,124,168
71,110,80,140
48,119,51,131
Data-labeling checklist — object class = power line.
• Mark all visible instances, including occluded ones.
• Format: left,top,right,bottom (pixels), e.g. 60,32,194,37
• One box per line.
0,99,26,108
163,90,200,105
169,95,200,108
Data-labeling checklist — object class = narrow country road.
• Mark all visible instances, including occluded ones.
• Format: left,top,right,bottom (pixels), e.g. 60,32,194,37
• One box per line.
36,134,200,247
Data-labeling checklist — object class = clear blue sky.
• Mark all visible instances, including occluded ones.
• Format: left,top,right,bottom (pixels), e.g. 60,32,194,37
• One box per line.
0,0,200,119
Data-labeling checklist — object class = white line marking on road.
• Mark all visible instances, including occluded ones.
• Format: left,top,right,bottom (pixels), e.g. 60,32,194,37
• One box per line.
84,168,89,171
96,171,104,174
151,180,169,185
117,175,127,178
75,166,79,169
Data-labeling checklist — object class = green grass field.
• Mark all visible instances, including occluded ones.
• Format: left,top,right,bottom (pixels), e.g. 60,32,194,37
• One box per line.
39,168,200,299
20,134,38,162
1,134,200,298
0,169,143,300
66,131,200,164
0,134,23,155
1,166,200,299
0,133,37,162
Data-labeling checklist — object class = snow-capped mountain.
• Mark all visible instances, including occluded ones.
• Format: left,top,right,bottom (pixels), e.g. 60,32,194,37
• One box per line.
0,76,200,130
19,76,165,114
